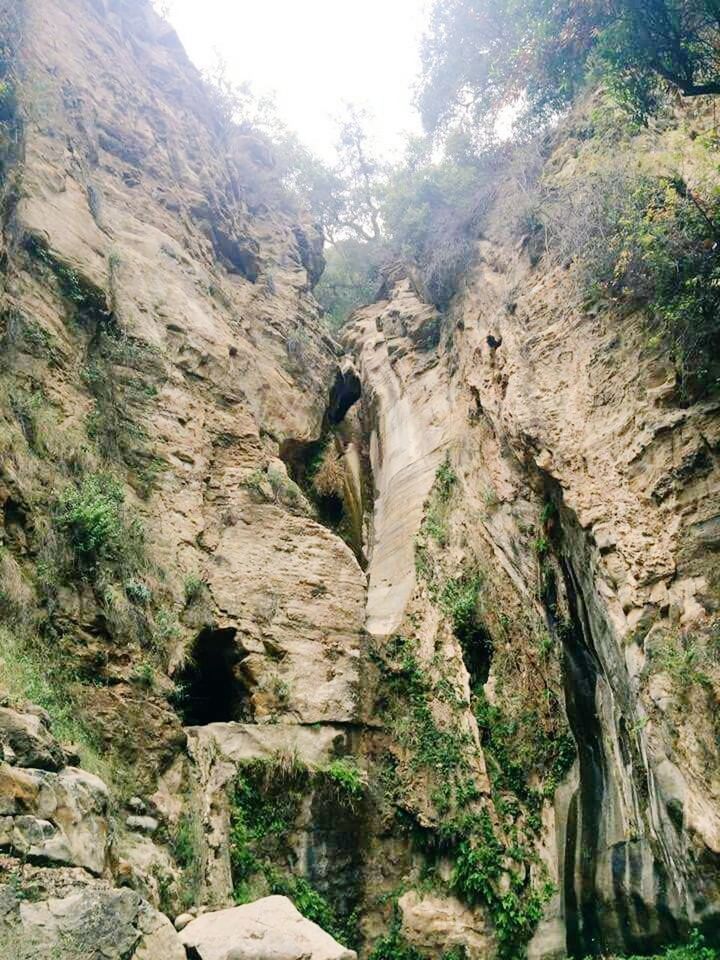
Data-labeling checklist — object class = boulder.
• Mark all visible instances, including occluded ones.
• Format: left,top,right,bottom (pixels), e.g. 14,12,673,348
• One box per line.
0,707,66,771
0,888,185,959
0,763,109,874
179,895,356,960
398,890,492,959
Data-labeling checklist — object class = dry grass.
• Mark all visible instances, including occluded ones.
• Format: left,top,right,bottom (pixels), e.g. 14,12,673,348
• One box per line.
313,442,345,499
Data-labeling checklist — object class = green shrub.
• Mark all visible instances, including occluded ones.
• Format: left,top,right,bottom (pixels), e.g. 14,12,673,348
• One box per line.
452,811,552,960
473,689,575,800
323,757,367,807
125,579,151,605
652,631,714,694
315,238,387,329
183,573,205,604
622,931,719,960
439,574,483,637
382,150,502,308
435,457,457,501
56,473,140,571
543,169,720,399
151,607,181,653
416,458,458,554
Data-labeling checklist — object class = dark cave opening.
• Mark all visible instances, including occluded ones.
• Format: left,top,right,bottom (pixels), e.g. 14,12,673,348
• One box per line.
175,627,247,726
327,365,362,426
459,623,494,687
278,363,366,564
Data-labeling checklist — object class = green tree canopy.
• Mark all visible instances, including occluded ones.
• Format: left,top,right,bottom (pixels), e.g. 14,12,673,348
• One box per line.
420,0,720,135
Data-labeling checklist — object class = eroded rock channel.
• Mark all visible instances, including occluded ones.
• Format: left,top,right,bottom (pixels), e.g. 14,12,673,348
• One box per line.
0,1,719,958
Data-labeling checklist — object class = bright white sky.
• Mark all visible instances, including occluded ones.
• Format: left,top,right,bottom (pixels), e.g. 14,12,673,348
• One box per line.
165,0,430,162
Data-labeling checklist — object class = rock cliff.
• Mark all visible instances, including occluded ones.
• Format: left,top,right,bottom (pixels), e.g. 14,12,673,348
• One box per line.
1,1,719,959
343,106,720,956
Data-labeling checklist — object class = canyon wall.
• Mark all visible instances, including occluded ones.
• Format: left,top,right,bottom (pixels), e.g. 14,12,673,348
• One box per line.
344,103,720,956
0,2,719,959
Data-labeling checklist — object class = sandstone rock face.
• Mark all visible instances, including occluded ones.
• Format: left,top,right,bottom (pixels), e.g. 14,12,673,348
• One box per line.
5,0,365,741
3,0,720,957
398,890,492,957
186,721,363,907
0,757,109,875
2,888,185,959
179,895,357,960
344,280,452,635
1,0,366,943
0,701,182,957
0,706,66,771
346,124,720,950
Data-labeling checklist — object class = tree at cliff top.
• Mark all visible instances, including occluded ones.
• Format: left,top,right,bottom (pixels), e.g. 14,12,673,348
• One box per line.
314,105,391,327
420,0,720,134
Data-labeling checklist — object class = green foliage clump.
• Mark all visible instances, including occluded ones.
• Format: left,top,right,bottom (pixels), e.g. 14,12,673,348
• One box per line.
451,809,553,960
0,626,117,790
243,467,309,514
542,168,720,399
372,630,560,959
416,457,458,559
474,689,576,800
651,624,720,702
55,473,141,573
435,457,457,501
620,931,719,960
183,573,205,604
0,311,64,371
377,635,472,778
596,176,720,399
25,237,111,326
324,757,367,806
125,579,152,605
382,146,499,308
315,239,387,329
439,574,482,637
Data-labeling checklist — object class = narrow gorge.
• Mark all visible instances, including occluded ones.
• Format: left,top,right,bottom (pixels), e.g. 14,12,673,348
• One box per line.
0,2,719,959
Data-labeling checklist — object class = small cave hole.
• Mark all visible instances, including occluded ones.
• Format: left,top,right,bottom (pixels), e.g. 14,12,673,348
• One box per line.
327,367,361,425
2,497,29,549
277,364,367,565
459,624,494,687
175,627,248,726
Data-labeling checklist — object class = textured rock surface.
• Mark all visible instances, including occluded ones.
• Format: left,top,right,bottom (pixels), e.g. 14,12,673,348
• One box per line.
346,139,720,950
180,895,357,960
5,0,365,738
0,0,366,945
398,890,492,958
344,282,451,635
2,888,185,959
186,722,360,904
0,706,67,771
2,0,720,957
0,760,109,875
